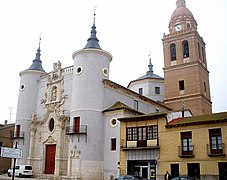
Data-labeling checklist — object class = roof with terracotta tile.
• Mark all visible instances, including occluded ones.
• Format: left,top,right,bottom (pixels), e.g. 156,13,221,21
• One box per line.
166,111,227,127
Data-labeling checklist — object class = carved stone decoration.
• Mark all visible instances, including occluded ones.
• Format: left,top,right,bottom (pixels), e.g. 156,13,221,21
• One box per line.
41,60,68,115
70,145,81,159
38,131,42,142
30,112,38,132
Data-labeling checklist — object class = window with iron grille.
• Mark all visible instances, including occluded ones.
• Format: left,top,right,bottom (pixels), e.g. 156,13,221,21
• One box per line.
181,131,193,155
209,128,223,154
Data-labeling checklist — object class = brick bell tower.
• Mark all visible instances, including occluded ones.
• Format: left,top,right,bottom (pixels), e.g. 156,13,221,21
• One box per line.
162,0,212,116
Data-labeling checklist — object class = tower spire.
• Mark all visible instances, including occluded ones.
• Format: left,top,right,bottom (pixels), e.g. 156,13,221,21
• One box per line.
28,34,45,72
84,8,101,49
147,53,154,75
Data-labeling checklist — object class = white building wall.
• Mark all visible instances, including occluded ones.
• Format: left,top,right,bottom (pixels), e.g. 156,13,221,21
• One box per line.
16,70,45,165
129,80,165,103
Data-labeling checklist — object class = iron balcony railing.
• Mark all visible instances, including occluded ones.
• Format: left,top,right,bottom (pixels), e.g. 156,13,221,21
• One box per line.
178,145,194,157
10,131,25,139
65,125,87,135
207,143,225,157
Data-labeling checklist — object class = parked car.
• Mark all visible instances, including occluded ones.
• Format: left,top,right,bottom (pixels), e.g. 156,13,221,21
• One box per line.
7,165,33,178
115,175,147,180
115,176,124,180
171,176,196,180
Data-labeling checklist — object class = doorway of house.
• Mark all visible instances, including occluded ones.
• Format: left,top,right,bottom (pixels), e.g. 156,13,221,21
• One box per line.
219,162,227,180
188,163,200,179
45,144,56,174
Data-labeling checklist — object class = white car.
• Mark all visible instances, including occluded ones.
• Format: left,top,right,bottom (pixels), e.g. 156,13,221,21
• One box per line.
7,165,33,178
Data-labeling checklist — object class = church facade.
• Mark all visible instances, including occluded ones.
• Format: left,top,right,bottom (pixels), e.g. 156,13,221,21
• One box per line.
13,0,214,179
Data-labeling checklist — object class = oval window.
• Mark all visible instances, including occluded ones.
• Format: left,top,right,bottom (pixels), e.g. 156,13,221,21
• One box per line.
20,84,25,91
49,118,55,132
103,68,109,77
109,118,118,127
76,66,83,75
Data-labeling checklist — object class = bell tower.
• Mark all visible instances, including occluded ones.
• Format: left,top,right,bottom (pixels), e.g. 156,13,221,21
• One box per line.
162,0,212,115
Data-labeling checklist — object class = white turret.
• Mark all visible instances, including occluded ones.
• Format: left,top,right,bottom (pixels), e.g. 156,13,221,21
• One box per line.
69,14,112,179
15,39,46,165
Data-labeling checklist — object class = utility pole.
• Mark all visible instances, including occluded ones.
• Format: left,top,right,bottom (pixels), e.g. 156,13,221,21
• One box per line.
8,107,14,123
12,141,17,180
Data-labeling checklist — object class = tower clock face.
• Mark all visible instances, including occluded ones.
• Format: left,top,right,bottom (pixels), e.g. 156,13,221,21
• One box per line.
175,24,182,31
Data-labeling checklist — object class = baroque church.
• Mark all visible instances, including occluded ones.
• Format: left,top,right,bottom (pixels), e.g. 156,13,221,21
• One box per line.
13,0,212,179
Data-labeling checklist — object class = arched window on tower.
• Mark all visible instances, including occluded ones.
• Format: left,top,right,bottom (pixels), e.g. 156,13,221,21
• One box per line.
182,40,189,58
170,43,176,61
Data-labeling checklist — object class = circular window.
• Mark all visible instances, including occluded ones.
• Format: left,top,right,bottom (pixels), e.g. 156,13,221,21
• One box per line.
109,118,118,127
20,84,25,91
76,66,83,75
103,68,109,77
49,118,55,132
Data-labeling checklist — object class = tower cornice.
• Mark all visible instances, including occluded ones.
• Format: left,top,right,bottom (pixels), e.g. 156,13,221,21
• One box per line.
72,48,112,61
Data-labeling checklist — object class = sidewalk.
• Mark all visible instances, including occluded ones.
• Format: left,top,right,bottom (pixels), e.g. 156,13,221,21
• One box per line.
0,173,47,180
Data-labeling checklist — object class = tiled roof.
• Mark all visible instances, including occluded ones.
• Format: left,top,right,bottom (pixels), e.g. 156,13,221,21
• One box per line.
167,111,227,127
103,101,143,114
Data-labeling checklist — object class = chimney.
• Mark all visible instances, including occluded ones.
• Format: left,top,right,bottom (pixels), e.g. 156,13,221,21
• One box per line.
4,120,8,125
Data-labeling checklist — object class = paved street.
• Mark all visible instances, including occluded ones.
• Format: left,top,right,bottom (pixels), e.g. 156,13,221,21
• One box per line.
0,174,75,180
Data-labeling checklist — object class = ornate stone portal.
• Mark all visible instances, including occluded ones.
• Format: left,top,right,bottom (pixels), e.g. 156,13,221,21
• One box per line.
28,61,69,176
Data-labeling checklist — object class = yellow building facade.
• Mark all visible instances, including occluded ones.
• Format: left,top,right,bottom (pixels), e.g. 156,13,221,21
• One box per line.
119,111,227,180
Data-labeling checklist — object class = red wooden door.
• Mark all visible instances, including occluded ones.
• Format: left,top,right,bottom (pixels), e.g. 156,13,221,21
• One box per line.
74,117,80,133
16,125,20,137
45,144,56,174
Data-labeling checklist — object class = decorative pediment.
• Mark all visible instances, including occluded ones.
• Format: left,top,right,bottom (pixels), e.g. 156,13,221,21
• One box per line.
45,136,56,144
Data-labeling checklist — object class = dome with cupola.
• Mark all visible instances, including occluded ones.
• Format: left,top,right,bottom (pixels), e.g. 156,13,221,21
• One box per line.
169,0,197,33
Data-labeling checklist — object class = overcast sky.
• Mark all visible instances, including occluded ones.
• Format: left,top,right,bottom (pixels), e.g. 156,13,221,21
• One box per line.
0,0,226,124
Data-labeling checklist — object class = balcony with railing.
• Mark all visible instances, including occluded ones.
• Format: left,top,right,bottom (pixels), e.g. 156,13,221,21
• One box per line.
121,139,159,151
178,145,194,157
10,131,25,139
65,125,87,135
207,143,225,157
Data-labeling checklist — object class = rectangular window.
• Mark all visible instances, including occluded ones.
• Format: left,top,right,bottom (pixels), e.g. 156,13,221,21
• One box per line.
181,131,193,155
147,126,158,139
126,126,157,142
209,128,223,154
127,128,132,141
134,100,138,111
179,80,185,91
132,128,137,141
155,87,160,94
111,138,116,151
139,88,143,95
